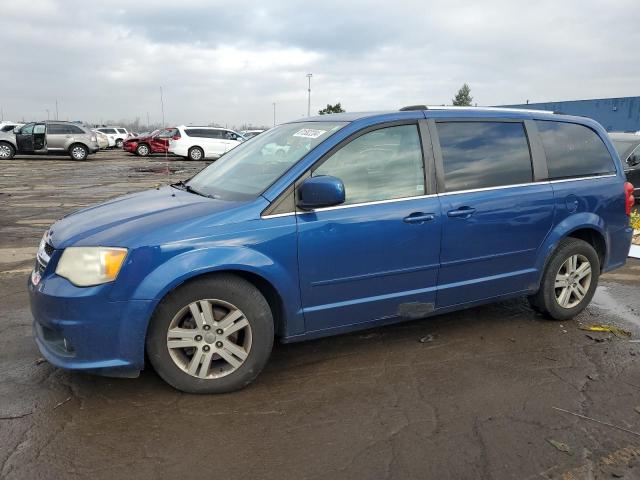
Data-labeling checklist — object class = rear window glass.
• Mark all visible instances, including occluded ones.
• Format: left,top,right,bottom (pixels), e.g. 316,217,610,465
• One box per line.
536,121,616,179
436,121,533,192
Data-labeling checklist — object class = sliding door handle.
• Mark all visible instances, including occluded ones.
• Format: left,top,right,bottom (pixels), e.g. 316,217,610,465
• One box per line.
403,212,436,224
447,206,476,218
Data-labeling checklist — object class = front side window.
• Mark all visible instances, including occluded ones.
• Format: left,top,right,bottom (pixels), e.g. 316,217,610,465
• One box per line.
536,121,616,179
156,128,178,138
19,123,35,134
186,121,346,201
313,124,425,205
116,128,127,134
437,121,533,192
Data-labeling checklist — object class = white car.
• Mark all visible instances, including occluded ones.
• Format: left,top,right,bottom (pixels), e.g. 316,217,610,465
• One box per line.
0,121,24,133
94,127,130,148
240,129,265,139
168,126,245,160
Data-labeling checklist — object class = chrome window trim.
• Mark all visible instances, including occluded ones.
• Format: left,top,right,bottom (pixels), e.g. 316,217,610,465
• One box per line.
260,173,618,218
547,173,616,184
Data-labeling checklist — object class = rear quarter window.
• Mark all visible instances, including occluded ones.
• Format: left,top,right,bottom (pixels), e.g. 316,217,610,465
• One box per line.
436,121,533,192
536,121,616,179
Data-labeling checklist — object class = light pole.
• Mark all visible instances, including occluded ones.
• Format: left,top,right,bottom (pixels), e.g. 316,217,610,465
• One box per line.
160,86,165,127
45,109,50,121
272,102,276,127
55,99,59,120
306,73,313,116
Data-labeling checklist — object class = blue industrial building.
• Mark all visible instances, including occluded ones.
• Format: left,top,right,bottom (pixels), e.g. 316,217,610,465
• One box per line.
502,96,640,132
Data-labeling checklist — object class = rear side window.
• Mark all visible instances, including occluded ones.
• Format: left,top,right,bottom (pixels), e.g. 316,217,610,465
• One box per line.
116,128,127,134
536,121,616,179
99,128,117,134
47,124,67,134
185,128,221,138
436,122,533,192
68,125,85,134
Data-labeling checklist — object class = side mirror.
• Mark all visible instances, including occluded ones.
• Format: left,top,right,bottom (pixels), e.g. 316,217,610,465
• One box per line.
297,175,345,210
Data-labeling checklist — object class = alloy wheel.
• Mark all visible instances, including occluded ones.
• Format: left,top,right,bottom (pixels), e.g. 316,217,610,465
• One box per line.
166,299,252,379
71,146,86,160
190,148,203,160
0,144,11,158
554,254,592,308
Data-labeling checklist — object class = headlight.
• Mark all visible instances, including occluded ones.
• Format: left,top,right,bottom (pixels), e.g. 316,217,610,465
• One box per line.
55,247,128,287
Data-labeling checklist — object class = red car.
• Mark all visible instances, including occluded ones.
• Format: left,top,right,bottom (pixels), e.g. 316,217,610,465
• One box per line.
123,128,180,156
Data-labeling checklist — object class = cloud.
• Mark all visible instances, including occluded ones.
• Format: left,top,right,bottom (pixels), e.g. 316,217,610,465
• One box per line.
0,0,638,127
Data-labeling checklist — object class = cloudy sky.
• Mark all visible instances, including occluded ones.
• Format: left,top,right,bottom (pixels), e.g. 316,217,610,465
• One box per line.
0,0,638,128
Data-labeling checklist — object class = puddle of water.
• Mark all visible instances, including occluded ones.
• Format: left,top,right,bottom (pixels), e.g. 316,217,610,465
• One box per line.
592,285,640,328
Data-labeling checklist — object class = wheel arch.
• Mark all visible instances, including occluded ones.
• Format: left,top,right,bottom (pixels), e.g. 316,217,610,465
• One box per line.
535,213,608,286
129,247,301,341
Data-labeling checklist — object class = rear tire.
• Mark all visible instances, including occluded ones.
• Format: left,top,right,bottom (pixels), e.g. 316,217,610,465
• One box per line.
188,146,204,161
528,238,600,321
136,144,150,156
146,274,274,393
69,143,88,161
0,141,15,160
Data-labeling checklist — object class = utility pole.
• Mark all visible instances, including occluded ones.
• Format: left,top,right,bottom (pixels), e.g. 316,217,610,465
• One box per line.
306,73,313,117
160,86,165,127
55,99,59,120
272,102,276,127
0,105,3,122
46,109,50,121
146,112,150,129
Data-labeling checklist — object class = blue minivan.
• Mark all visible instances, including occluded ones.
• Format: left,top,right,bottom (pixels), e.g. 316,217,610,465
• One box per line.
29,107,635,393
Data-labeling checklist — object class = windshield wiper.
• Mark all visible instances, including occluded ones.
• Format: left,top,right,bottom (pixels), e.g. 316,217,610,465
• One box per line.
171,180,214,198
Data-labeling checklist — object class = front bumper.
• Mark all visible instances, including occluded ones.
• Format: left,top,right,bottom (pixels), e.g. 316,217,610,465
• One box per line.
29,273,155,376
123,142,138,153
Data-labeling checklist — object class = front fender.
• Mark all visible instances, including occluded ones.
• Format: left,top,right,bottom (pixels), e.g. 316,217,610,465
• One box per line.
130,245,304,336
534,212,606,284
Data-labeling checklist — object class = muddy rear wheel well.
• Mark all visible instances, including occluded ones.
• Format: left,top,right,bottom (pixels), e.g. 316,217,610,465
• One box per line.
567,228,606,270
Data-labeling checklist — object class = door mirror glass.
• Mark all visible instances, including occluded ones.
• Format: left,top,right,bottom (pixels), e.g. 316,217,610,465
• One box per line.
297,175,345,210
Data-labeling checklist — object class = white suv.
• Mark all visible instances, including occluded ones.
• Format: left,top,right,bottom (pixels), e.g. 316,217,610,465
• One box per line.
94,127,130,148
169,126,245,160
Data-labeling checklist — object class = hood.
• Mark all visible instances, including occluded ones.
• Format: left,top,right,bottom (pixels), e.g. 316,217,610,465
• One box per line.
48,186,257,249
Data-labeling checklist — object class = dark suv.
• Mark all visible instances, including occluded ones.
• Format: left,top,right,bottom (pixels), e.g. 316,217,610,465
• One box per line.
609,132,640,200
0,121,99,161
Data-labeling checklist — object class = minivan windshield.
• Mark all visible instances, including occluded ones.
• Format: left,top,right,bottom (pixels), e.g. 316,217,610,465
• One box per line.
186,121,347,201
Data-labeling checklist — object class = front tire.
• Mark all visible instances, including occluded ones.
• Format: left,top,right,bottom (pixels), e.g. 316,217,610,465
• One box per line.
69,144,88,161
146,274,274,393
529,238,600,321
188,146,204,161
116,138,124,148
136,144,150,156
0,141,15,159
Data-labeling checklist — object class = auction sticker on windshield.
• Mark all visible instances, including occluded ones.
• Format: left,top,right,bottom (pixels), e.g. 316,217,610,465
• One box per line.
293,128,326,139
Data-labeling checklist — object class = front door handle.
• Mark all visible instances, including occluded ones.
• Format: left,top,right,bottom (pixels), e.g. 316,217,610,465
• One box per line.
403,212,436,224
447,206,476,218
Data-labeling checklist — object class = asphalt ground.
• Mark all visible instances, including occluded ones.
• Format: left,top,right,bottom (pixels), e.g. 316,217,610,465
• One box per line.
1,149,640,480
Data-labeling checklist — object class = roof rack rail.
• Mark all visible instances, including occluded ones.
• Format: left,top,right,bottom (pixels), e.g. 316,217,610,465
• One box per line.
399,105,428,111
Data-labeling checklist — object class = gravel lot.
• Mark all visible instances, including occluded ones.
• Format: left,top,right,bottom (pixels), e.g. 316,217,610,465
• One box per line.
1,149,640,480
